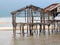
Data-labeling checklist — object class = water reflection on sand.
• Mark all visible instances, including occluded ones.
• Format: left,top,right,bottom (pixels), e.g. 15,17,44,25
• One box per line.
0,30,60,45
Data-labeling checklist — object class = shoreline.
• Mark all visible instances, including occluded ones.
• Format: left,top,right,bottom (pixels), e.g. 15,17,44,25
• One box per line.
0,26,58,31
0,27,13,31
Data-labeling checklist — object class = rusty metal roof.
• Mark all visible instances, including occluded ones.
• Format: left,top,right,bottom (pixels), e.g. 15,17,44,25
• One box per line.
44,3,59,12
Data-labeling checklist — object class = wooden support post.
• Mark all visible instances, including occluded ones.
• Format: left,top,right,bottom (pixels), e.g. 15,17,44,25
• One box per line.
12,15,16,35
39,25,42,33
20,24,21,34
40,11,42,34
57,22,59,32
52,12,55,32
22,25,24,36
28,9,33,36
48,25,50,34
43,12,45,34
48,25,50,31
25,9,26,23
57,21,59,31
31,20,33,34
29,25,33,36
48,12,50,34
43,25,45,34
13,25,16,34
52,24,53,33
25,9,29,35
59,27,60,32
31,9,33,35
27,25,28,34
54,21,55,32
43,24,45,34
27,9,29,34
29,25,31,35
56,21,58,32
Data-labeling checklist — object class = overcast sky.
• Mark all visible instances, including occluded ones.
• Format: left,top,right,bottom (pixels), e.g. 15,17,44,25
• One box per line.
0,0,60,17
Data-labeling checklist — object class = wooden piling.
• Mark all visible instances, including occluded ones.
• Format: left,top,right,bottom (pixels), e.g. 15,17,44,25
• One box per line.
12,14,16,35
57,21,58,32
30,9,33,36
43,13,45,34
22,25,24,36
20,24,21,34
52,24,53,33
48,25,50,34
27,8,29,34
40,11,42,34
48,12,50,34
29,25,33,36
39,25,41,33
54,21,55,32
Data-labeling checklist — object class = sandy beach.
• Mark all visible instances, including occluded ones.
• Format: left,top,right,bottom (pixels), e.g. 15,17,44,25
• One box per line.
0,30,60,45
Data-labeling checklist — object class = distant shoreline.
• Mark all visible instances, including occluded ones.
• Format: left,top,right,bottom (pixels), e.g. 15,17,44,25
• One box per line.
0,27,13,31
0,26,57,31
0,22,12,24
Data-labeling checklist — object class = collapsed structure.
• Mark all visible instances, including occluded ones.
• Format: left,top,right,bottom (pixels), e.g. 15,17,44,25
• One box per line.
11,3,60,36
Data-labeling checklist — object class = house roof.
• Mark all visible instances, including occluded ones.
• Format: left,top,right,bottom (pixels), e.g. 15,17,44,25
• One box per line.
44,3,59,12
11,5,43,15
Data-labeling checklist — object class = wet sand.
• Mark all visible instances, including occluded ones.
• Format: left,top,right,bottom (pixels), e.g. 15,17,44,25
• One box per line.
0,30,60,45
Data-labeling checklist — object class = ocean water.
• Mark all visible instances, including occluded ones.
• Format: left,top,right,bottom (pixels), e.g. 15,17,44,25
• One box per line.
0,17,40,27
0,17,60,27
0,17,12,27
0,17,60,45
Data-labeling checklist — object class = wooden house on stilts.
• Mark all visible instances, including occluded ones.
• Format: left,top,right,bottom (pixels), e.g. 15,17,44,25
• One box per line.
11,5,50,36
11,3,60,36
44,3,60,33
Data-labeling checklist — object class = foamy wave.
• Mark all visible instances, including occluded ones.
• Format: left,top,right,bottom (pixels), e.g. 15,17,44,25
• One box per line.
0,27,13,30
